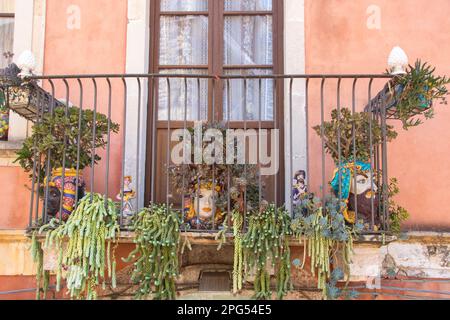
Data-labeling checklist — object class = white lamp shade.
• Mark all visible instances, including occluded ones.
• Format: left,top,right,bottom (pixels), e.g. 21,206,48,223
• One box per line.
17,50,36,76
388,46,408,75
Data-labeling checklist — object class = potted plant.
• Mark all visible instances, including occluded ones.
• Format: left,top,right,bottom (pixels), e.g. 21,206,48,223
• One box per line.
0,89,9,140
123,203,181,300
168,122,262,230
383,60,450,129
15,105,119,220
36,193,120,300
313,108,398,225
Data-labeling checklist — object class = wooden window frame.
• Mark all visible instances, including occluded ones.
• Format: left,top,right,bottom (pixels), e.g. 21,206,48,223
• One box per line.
149,0,284,124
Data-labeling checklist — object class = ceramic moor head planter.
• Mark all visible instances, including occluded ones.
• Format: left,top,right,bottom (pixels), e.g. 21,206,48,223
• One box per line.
184,183,225,230
46,168,85,221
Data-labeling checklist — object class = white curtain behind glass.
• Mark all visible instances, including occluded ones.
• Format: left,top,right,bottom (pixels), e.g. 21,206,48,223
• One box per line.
158,0,274,121
158,69,208,121
224,15,273,121
159,15,208,66
0,18,14,68
159,13,208,120
224,0,272,11
161,0,208,11
224,70,274,121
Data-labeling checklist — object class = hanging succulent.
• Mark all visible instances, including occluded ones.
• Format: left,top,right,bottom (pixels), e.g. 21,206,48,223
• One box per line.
124,203,182,300
386,60,450,129
231,210,244,294
38,193,120,300
292,194,363,299
31,231,50,300
242,204,292,300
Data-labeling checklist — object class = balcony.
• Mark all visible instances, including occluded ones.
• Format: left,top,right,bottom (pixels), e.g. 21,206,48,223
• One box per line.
0,67,396,237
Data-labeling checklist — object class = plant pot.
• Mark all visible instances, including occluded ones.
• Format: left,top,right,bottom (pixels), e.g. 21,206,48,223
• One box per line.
0,109,8,141
48,167,85,221
183,184,225,230
331,161,380,226
385,83,432,118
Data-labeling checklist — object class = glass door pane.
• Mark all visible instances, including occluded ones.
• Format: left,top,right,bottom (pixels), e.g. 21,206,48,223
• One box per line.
224,69,274,121
159,15,208,66
224,0,272,11
0,17,14,68
224,15,273,66
161,0,208,11
158,69,209,121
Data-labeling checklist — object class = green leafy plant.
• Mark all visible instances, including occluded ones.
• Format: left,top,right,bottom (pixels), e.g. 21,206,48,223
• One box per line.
388,60,450,129
15,106,119,179
37,193,120,300
387,178,410,235
242,204,292,300
313,108,398,163
291,194,363,299
124,204,182,300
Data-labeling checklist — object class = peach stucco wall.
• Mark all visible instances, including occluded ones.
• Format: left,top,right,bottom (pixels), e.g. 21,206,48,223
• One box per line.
0,168,32,229
305,0,450,230
42,0,128,217
0,0,128,229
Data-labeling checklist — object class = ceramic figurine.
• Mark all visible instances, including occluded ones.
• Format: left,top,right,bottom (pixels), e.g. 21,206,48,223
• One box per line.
293,170,307,205
117,176,136,225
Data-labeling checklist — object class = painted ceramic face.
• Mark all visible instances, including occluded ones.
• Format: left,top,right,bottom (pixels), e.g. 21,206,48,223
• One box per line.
350,173,378,195
194,187,214,220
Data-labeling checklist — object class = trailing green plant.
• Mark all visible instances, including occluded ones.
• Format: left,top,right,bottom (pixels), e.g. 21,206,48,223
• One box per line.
324,268,359,300
313,108,398,163
124,203,182,300
291,194,363,299
31,231,50,300
15,106,119,180
242,204,292,300
38,193,120,300
231,210,244,294
388,60,450,129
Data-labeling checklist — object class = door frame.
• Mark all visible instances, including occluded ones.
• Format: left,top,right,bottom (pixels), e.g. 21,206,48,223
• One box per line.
145,0,285,207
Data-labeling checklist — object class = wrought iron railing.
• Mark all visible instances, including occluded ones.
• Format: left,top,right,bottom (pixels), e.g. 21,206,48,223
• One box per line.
3,71,395,234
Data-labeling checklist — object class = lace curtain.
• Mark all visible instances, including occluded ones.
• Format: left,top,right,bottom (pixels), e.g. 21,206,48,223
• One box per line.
0,17,14,68
225,0,272,11
158,0,273,121
224,13,273,121
158,14,209,120
161,0,208,11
